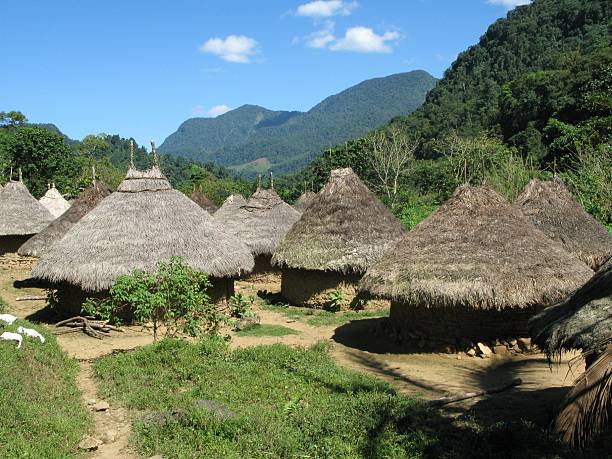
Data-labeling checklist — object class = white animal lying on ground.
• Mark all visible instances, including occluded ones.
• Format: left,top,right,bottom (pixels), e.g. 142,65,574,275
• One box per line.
16,326,45,344
0,331,23,349
0,314,18,325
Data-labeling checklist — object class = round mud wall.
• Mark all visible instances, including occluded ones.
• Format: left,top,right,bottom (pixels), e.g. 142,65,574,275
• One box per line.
242,255,281,285
280,268,389,310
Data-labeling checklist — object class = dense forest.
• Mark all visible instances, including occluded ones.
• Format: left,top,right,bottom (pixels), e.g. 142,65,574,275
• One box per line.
159,71,437,175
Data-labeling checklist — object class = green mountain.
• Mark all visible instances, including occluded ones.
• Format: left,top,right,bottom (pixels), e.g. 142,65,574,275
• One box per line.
159,70,437,175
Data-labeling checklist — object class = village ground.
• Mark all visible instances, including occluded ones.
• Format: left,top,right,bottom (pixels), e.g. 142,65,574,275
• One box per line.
0,264,587,458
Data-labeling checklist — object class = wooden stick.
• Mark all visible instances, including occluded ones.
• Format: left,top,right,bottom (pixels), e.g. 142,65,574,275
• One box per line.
15,295,47,301
427,378,522,406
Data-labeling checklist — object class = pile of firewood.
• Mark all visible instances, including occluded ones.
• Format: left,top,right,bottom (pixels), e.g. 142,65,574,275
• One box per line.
54,316,122,339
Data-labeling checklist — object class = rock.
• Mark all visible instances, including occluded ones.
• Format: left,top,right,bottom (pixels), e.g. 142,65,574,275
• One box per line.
517,338,531,352
456,353,462,360
87,399,97,405
476,342,492,358
142,409,187,426
466,348,477,357
508,338,517,347
194,399,236,420
492,345,508,355
93,401,110,412
78,436,102,451
101,429,118,443
234,316,260,331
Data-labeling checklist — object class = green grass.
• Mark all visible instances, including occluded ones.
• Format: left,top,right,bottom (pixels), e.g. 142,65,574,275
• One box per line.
236,323,299,337
261,302,389,327
0,319,91,458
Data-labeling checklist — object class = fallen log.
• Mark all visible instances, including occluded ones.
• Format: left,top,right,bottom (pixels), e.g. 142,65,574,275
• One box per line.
427,378,522,406
15,295,47,301
54,316,122,338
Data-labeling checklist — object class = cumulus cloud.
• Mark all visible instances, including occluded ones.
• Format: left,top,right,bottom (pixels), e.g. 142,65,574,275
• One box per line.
486,0,531,9
207,105,231,117
330,27,399,53
199,35,258,63
296,0,357,18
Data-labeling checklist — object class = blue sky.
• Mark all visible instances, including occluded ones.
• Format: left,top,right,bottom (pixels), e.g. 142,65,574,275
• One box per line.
0,0,529,149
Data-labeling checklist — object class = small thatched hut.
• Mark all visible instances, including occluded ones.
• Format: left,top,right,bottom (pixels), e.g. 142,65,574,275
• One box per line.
39,183,71,218
32,164,254,311
216,186,301,276
214,194,247,221
360,184,593,341
190,189,218,214
293,191,316,213
18,181,112,258
0,179,54,255
517,179,612,270
530,257,611,448
272,168,406,309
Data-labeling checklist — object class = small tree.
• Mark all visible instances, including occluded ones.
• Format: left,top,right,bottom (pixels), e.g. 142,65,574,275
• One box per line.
83,257,222,341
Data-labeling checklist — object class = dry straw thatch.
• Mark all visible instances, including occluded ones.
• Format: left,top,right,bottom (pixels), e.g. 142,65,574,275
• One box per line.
216,187,301,256
517,179,612,270
272,168,406,273
32,166,254,291
213,194,247,221
293,191,316,212
39,184,71,218
360,184,593,310
0,180,54,236
530,256,611,359
18,181,112,258
190,190,218,214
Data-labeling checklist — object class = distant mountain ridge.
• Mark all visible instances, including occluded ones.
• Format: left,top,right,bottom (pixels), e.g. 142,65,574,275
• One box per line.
159,70,437,175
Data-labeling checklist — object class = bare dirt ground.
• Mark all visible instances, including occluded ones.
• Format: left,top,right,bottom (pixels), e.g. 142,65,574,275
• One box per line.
1,267,584,457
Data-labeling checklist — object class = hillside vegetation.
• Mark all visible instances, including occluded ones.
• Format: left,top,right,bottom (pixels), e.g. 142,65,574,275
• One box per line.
159,71,437,175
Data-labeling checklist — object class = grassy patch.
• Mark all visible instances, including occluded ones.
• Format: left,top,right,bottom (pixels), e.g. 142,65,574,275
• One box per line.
262,302,389,326
0,320,91,457
0,296,6,313
236,323,299,337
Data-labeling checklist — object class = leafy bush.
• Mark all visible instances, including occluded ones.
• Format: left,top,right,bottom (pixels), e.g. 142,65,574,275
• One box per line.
84,257,222,341
326,288,344,312
228,292,255,319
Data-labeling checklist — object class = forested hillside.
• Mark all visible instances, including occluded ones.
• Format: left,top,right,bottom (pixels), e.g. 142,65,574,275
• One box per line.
159,71,437,175
278,0,611,231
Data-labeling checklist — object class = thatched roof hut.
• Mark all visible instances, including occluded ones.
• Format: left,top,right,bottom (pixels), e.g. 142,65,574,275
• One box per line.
213,194,247,221
18,181,112,258
272,168,406,308
273,168,406,274
517,179,612,270
0,180,54,236
32,165,254,293
293,191,316,212
530,256,611,359
39,184,71,218
190,190,218,214
216,187,300,257
360,184,593,339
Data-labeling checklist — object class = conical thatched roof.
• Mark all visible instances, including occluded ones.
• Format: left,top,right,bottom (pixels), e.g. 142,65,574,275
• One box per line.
517,179,612,270
39,184,71,218
32,166,254,291
213,194,247,221
215,187,301,256
272,168,406,273
0,181,54,236
360,184,593,310
530,256,611,358
18,182,112,258
294,191,316,212
190,190,218,214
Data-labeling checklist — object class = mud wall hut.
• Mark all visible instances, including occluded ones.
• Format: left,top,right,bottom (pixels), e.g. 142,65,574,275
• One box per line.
360,184,593,342
272,168,406,309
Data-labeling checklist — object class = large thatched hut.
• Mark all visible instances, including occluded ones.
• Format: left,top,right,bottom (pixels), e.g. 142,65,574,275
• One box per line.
18,181,112,258
216,186,301,276
272,168,406,309
32,165,254,311
293,191,316,213
213,194,247,221
517,179,612,270
190,189,218,214
39,183,71,218
360,184,593,341
530,257,611,448
0,179,54,256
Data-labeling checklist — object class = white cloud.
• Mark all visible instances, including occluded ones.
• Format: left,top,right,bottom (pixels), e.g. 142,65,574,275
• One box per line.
199,35,258,63
207,105,231,117
296,1,357,18
307,29,336,48
486,0,531,9
330,27,399,53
